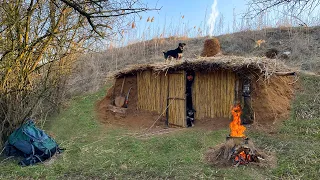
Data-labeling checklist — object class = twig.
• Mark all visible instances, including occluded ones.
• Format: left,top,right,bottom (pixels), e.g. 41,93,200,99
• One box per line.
0,146,6,156
0,156,14,164
288,75,299,85
145,100,174,132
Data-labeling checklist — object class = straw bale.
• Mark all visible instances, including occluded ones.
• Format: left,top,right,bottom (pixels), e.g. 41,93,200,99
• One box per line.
201,38,221,57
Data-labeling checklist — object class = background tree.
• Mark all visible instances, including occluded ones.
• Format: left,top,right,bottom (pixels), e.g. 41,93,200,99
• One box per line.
248,0,320,25
0,0,158,145
248,0,320,14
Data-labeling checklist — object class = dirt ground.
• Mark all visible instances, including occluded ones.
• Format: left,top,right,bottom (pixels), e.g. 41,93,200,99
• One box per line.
96,93,164,131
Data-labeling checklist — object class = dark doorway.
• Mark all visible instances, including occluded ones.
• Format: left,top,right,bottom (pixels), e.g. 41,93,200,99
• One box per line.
186,71,195,127
241,78,254,124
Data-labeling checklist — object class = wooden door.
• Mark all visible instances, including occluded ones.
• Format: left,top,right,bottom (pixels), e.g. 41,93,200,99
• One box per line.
167,71,186,127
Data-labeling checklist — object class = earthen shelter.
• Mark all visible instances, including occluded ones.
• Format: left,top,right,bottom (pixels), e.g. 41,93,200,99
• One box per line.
107,55,296,128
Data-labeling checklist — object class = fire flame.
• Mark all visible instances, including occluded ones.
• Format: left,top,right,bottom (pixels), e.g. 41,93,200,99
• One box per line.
234,151,252,165
229,104,246,137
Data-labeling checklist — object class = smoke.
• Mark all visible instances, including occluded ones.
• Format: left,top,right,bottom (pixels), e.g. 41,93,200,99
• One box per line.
207,0,219,36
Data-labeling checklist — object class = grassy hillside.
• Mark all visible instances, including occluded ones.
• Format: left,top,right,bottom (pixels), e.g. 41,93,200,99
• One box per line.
68,26,320,95
1,74,319,179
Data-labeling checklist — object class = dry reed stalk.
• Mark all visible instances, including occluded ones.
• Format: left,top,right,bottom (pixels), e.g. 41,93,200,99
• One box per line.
137,71,169,115
213,71,218,117
216,71,221,117
223,71,227,116
160,74,168,115
228,71,235,118
222,71,226,116
193,70,235,119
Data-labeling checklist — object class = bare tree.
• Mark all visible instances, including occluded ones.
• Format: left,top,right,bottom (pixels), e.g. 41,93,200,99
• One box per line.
0,0,158,145
248,1,319,16
247,0,320,25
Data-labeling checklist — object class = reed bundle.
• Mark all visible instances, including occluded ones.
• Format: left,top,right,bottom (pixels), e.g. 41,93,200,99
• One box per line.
193,70,235,119
137,71,168,114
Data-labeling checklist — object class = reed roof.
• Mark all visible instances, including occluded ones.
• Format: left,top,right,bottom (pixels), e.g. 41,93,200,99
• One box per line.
110,55,296,79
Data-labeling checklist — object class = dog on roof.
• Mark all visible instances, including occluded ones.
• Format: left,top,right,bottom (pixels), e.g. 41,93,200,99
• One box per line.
163,43,186,61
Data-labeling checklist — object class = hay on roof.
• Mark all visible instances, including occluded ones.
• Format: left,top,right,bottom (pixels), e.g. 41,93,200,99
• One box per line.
109,55,295,79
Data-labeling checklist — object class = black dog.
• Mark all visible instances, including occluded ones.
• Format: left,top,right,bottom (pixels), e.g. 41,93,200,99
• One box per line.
163,43,186,60
186,108,196,127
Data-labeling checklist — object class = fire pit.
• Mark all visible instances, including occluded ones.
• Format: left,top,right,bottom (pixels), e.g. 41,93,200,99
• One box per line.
226,136,261,166
205,104,268,167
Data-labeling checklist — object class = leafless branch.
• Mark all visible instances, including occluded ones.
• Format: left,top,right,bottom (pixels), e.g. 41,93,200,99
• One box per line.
59,0,160,37
247,0,320,17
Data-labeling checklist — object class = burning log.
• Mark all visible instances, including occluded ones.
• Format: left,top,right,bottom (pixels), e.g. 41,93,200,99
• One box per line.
226,136,262,166
205,136,269,167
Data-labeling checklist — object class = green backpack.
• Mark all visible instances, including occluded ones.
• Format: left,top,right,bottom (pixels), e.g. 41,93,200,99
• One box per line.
5,119,62,166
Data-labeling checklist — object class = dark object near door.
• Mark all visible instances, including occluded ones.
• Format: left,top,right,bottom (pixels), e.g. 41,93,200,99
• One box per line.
241,79,254,124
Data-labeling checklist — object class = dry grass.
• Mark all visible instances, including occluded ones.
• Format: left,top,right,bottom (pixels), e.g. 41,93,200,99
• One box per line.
68,26,320,96
110,55,295,79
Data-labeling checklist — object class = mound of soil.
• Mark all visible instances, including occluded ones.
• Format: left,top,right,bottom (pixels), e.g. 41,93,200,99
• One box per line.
96,94,165,131
251,76,296,126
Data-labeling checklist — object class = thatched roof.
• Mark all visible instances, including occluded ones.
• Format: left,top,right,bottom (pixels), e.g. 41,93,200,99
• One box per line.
110,55,296,79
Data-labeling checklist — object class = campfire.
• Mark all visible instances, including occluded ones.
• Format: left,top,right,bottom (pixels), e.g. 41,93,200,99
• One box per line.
205,104,269,167
228,104,259,166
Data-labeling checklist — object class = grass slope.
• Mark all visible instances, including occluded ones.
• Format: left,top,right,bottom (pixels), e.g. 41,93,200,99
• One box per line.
1,75,320,179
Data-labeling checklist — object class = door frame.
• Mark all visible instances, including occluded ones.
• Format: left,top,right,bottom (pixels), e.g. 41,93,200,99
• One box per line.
165,71,186,127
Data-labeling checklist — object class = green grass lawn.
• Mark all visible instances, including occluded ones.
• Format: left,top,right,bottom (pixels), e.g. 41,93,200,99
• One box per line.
1,75,319,179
